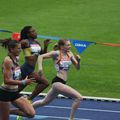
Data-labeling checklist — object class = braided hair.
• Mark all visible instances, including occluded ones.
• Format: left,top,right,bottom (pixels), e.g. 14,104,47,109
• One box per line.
20,26,32,40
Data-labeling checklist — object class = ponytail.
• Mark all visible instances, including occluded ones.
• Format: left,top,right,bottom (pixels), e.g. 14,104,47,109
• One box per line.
0,38,19,50
0,38,11,48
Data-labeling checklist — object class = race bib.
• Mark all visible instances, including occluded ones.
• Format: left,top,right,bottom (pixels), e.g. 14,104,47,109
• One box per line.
30,44,41,55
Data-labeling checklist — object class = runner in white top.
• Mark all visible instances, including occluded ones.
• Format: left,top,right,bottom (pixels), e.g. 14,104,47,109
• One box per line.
0,39,36,120
33,39,83,120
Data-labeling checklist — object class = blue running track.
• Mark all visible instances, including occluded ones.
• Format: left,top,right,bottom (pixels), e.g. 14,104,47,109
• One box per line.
10,95,120,120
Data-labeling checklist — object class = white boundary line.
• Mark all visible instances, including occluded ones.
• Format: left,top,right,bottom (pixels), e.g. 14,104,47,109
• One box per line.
44,105,120,113
10,115,91,120
83,96,120,102
21,91,120,102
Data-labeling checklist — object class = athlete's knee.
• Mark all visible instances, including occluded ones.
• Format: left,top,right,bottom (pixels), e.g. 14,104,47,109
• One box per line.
26,109,35,118
76,94,83,101
52,83,59,90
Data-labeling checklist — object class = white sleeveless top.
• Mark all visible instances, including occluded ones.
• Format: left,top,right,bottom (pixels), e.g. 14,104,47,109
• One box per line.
54,51,72,71
1,56,21,92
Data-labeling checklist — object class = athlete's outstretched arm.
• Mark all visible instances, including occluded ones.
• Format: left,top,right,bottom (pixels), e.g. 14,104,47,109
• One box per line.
37,51,58,71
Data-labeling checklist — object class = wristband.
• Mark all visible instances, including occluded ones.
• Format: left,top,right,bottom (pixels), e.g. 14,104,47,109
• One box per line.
21,79,27,85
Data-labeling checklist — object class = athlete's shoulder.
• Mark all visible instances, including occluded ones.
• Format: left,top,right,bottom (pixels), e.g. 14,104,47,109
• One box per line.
4,56,12,62
51,50,60,59
3,56,12,67
20,39,29,49
34,39,41,45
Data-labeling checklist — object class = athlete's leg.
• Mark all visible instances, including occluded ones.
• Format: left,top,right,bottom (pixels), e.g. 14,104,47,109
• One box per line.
0,101,10,120
33,83,59,108
54,83,83,120
28,73,49,100
10,97,35,118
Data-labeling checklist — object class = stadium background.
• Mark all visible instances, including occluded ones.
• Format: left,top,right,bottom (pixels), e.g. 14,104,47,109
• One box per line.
0,0,120,99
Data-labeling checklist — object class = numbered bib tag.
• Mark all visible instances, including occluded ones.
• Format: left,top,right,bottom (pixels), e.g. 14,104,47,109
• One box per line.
60,60,72,70
14,67,21,80
30,44,41,55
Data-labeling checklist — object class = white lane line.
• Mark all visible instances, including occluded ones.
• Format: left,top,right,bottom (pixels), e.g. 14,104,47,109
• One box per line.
10,115,91,120
43,105,120,113
34,115,91,120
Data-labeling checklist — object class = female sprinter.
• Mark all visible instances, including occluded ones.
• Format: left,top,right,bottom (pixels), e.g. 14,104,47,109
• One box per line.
33,39,83,120
0,39,35,120
19,26,51,100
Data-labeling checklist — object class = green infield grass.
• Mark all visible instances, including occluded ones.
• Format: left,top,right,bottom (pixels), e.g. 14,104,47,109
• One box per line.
0,0,120,98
